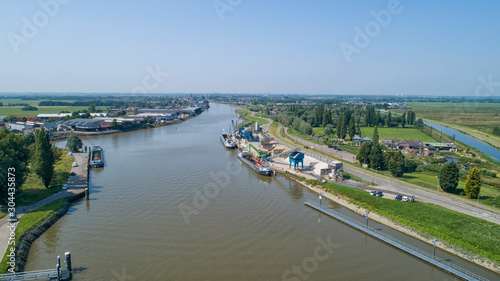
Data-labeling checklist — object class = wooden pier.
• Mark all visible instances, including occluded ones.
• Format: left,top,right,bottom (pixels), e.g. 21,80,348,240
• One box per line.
0,252,72,281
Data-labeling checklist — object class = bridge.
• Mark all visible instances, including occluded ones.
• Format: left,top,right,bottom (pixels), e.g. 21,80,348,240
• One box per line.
0,253,72,281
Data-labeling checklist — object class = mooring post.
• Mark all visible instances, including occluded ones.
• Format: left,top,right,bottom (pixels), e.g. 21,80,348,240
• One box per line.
85,188,89,200
65,252,72,278
57,255,61,281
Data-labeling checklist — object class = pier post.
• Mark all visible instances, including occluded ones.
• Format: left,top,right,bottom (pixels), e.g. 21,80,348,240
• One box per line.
85,188,89,200
65,252,72,278
57,255,61,281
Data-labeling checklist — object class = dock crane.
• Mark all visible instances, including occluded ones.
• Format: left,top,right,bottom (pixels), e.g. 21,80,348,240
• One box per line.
249,144,271,161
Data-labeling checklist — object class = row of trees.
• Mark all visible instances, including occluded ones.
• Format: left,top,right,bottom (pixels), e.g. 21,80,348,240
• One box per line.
0,128,58,205
439,162,482,198
355,127,417,177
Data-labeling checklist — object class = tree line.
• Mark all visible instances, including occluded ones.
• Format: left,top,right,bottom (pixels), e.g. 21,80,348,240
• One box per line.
0,128,57,205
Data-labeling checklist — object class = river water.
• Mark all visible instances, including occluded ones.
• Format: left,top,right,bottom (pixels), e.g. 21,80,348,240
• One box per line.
24,104,497,280
424,121,500,161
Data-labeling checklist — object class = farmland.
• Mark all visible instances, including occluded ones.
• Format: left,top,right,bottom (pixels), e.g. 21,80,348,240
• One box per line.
360,127,437,142
405,102,500,145
0,98,108,117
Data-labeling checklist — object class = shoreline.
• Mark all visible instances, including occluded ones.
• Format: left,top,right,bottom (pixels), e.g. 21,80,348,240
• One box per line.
276,170,500,274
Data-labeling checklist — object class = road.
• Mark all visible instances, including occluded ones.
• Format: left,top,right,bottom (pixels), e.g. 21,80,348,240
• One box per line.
260,116,500,225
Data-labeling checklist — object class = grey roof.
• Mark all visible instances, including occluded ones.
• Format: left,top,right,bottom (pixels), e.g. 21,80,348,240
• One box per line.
352,136,361,140
362,137,372,141
57,119,101,128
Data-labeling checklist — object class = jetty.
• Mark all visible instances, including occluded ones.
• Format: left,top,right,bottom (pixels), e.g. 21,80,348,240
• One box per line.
305,201,488,281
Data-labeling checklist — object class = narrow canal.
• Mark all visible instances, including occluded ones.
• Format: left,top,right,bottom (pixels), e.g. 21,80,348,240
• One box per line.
424,121,500,161
24,104,497,280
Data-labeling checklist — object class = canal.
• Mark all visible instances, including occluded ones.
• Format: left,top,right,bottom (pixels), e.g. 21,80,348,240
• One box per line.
424,121,500,161
24,104,497,280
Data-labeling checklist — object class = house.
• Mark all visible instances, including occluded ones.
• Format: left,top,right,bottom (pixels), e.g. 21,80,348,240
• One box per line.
423,142,457,151
361,137,372,144
352,136,361,146
56,119,104,132
383,139,424,150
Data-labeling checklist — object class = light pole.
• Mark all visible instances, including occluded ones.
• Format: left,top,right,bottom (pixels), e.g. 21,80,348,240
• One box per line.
365,211,370,226
436,176,439,192
475,194,483,216
432,238,437,259
319,192,322,207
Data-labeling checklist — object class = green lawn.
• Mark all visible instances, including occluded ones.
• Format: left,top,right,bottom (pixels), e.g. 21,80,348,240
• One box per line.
17,150,74,206
0,198,65,274
360,127,437,142
323,182,500,264
238,109,268,126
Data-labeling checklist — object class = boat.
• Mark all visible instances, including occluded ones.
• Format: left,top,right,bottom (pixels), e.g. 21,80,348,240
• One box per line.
90,145,104,168
220,129,237,149
237,151,272,176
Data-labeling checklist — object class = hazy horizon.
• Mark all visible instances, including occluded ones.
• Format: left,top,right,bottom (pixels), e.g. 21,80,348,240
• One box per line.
2,1,500,96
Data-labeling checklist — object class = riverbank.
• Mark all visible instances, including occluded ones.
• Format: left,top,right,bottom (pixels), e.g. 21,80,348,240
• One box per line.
277,170,500,273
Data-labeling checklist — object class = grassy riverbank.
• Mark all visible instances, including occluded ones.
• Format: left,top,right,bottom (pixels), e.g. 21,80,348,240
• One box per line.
0,198,65,274
17,151,74,206
321,182,500,265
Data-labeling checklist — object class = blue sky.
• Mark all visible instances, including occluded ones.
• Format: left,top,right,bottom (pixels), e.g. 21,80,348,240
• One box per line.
1,0,499,96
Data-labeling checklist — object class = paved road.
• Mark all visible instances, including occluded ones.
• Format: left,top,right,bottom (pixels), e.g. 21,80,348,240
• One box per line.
261,116,500,225
0,152,89,262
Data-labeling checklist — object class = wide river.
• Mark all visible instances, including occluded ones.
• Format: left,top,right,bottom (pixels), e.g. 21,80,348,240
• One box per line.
25,104,497,280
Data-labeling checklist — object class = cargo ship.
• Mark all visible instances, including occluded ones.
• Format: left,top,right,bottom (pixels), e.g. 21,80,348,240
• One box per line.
220,129,237,149
237,151,272,176
90,146,104,168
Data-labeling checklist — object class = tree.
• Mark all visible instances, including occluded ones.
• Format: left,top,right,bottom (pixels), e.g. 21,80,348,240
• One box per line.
372,126,379,144
112,118,118,128
387,151,405,177
439,162,459,193
348,118,355,140
386,111,392,127
35,128,55,188
324,124,333,135
493,127,500,136
88,103,96,113
356,142,372,166
66,135,83,152
337,115,344,139
370,143,385,170
401,112,406,128
0,128,29,204
464,167,481,199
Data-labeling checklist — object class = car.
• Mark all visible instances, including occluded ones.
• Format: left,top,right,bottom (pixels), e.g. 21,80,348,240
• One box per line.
70,171,75,176
72,162,78,167
7,216,18,223
62,184,69,190
402,196,410,202
370,190,377,196
376,191,384,197
395,195,403,201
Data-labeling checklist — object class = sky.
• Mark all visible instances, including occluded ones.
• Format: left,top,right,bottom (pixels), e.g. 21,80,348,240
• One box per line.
1,0,500,96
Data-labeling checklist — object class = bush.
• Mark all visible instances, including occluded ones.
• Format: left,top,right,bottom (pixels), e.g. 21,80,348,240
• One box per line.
21,106,38,111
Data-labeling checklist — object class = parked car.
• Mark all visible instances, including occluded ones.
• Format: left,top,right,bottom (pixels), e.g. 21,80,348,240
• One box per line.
395,195,403,201
402,196,410,202
376,191,384,197
70,171,75,176
72,162,78,167
62,184,69,190
370,190,377,196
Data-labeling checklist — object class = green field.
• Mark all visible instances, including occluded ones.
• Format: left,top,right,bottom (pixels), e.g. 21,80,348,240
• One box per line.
360,127,437,142
405,102,500,145
0,106,108,117
322,182,500,264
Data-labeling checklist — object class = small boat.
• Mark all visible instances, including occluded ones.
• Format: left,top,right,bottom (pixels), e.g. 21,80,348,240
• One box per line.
90,146,104,168
237,151,272,176
220,129,237,149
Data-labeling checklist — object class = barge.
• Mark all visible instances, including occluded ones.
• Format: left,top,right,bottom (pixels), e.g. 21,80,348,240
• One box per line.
220,129,237,149
237,151,272,176
90,145,104,168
